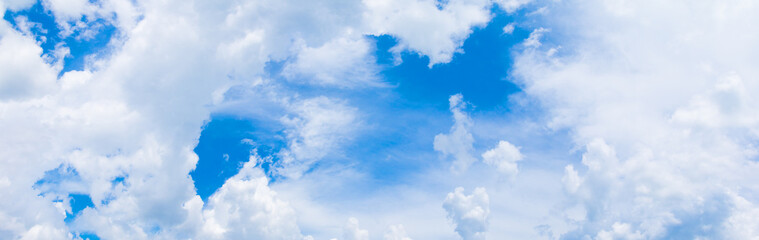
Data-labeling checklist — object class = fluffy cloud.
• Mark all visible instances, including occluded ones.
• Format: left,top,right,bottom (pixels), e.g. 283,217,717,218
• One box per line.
282,36,382,88
501,22,515,34
434,94,476,173
343,217,370,240
481,140,523,177
1,0,36,11
595,222,643,240
199,158,307,240
723,193,759,239
43,0,97,21
0,21,58,100
443,187,489,240
0,0,534,238
522,27,547,48
383,224,412,240
494,0,532,13
513,0,759,238
364,0,492,66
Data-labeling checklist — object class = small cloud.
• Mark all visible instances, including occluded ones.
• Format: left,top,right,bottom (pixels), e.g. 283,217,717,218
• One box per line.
527,6,548,16
443,187,489,240
502,23,516,35
384,224,412,240
481,140,523,177
343,217,369,240
562,165,582,194
523,27,549,48
434,94,477,173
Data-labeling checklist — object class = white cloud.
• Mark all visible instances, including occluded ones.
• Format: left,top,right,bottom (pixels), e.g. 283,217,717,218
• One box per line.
502,22,515,34
43,0,97,21
343,217,369,240
199,158,306,240
513,0,759,238
0,17,71,240
434,94,477,173
561,165,581,194
481,140,523,177
283,36,382,88
0,22,58,100
0,0,537,238
494,0,532,13
277,96,359,178
595,222,644,240
522,27,548,48
443,187,489,240
18,224,69,240
384,224,412,240
723,193,759,239
363,0,492,66
1,0,36,11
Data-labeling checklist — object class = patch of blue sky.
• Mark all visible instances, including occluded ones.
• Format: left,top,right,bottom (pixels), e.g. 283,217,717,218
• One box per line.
34,164,86,195
191,115,288,201
3,0,117,74
78,232,101,240
3,2,60,57
33,164,99,238
375,8,528,111
33,164,94,215
318,8,540,182
191,8,539,198
66,193,94,223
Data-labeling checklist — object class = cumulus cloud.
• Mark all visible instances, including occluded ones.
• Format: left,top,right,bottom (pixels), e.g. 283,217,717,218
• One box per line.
561,165,581,194
481,140,523,177
434,94,476,173
343,217,369,240
384,224,412,240
1,0,36,11
595,222,643,240
0,22,58,100
494,0,532,13
283,36,382,88
43,0,97,21
364,0,492,66
443,187,489,240
513,0,759,238
723,193,759,239
199,158,306,240
0,0,536,238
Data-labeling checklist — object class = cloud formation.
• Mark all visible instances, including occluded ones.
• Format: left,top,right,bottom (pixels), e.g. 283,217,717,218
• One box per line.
434,94,476,173
513,0,759,238
443,187,490,240
5,0,759,239
0,0,534,238
343,217,369,240
383,224,413,240
481,140,523,177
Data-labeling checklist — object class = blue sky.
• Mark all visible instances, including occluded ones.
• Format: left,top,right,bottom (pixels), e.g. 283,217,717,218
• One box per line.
3,1,116,74
2,0,759,239
192,8,531,197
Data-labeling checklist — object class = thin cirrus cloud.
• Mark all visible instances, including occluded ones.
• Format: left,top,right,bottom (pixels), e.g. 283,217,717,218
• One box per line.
2,0,759,240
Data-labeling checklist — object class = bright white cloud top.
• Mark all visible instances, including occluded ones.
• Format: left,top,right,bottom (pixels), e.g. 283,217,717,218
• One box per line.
443,187,490,240
1,0,759,239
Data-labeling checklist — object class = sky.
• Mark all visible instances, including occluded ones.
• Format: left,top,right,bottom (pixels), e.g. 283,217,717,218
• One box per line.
1,0,759,239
